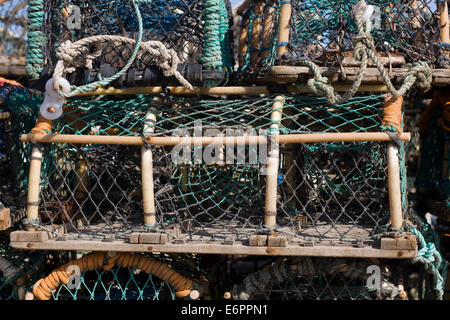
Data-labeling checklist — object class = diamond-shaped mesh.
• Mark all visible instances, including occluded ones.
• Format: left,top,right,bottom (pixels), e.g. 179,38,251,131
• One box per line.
277,142,388,243
26,0,233,85
238,0,445,76
231,256,432,300
31,252,204,300
4,86,403,246
0,0,27,58
0,231,69,300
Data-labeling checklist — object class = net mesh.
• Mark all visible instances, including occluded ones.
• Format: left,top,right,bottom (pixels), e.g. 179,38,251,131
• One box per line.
238,0,448,76
38,253,204,300
3,86,406,246
231,256,440,300
25,0,233,86
0,231,69,300
416,92,450,234
0,0,27,59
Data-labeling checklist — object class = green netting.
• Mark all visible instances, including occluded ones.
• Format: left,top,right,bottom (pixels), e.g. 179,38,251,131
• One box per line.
238,0,445,76
2,85,410,246
45,253,203,300
0,231,69,300
231,255,444,300
0,83,42,196
25,0,233,87
416,102,449,202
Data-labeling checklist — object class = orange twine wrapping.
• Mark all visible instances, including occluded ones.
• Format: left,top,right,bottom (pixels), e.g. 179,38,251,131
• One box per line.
382,95,403,133
31,115,53,134
0,77,22,87
32,252,195,300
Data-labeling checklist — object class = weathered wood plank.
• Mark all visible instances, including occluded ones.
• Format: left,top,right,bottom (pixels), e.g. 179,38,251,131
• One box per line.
267,66,450,86
10,238,417,259
10,231,48,242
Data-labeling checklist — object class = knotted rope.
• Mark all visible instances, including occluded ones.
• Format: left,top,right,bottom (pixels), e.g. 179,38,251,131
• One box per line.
51,0,193,97
53,36,194,96
299,9,432,104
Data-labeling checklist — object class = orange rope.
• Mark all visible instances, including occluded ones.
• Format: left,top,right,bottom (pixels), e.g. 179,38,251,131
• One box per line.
382,95,403,133
0,77,22,87
32,252,195,300
31,115,53,134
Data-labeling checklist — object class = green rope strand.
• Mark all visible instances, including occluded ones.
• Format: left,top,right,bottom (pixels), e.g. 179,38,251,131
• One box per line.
57,0,145,97
26,0,46,79
201,0,223,74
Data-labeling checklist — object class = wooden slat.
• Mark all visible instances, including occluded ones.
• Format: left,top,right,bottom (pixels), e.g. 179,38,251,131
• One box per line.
21,132,411,146
10,238,417,258
268,66,450,86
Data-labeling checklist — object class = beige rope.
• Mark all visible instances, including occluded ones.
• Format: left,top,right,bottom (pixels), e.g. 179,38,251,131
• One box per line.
52,36,194,92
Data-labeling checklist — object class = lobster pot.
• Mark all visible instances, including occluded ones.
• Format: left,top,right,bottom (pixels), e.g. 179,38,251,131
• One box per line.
237,0,441,76
231,256,430,300
26,0,234,87
0,0,27,59
32,94,273,242
15,91,410,255
0,81,42,195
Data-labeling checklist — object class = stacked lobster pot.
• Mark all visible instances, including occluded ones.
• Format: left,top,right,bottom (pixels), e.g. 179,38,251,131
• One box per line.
4,0,449,300
0,0,27,78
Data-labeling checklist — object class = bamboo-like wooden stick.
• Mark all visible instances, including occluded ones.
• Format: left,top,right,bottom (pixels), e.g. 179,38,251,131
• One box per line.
239,17,251,67
26,146,43,231
71,84,389,97
141,106,158,227
264,96,284,228
261,3,276,59
276,0,292,57
21,132,411,146
250,1,265,64
387,144,403,229
237,0,252,15
440,0,449,46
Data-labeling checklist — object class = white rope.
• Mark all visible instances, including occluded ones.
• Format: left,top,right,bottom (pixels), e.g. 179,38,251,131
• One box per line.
53,35,194,94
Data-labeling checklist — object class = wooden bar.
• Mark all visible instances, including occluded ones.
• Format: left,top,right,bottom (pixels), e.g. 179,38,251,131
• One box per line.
264,96,284,228
261,2,276,59
70,84,397,97
10,238,417,259
21,132,411,146
387,144,403,230
26,146,43,231
269,66,450,86
250,1,265,64
440,0,449,46
236,0,252,15
239,17,251,67
276,0,292,57
141,108,157,227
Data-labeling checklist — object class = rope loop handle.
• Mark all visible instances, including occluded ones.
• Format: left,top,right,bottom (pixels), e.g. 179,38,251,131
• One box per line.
297,1,432,105
51,0,193,98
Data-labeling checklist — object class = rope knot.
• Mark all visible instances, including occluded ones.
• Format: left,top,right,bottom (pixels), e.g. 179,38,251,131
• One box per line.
352,32,374,61
307,77,337,105
409,61,432,90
